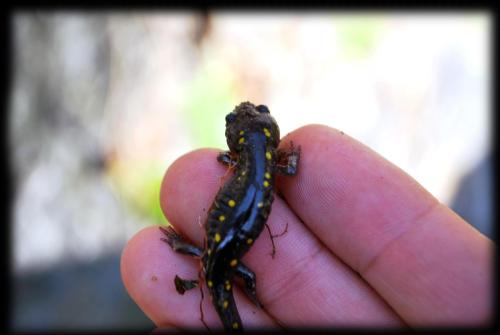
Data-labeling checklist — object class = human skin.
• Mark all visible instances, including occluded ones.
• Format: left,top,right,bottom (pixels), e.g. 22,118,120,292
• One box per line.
121,125,493,331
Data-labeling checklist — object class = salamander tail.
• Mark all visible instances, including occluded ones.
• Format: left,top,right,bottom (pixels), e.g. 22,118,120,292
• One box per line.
211,285,243,333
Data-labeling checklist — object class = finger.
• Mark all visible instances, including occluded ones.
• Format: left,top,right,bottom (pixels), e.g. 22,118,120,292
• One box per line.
121,226,277,331
160,149,404,327
278,125,493,326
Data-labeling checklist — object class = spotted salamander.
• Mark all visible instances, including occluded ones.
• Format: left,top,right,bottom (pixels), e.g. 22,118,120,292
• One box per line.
160,101,300,333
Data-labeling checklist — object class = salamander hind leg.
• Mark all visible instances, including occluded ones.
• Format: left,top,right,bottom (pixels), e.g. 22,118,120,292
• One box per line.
277,141,300,176
235,263,262,308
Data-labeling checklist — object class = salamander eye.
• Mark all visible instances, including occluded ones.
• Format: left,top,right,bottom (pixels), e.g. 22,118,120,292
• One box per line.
225,112,237,123
256,105,270,114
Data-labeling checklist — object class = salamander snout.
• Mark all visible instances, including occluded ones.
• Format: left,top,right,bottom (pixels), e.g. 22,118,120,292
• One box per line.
255,105,270,114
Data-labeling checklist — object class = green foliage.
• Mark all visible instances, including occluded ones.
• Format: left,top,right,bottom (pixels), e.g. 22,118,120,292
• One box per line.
133,164,167,224
110,162,168,225
183,60,238,148
119,59,240,223
335,16,385,59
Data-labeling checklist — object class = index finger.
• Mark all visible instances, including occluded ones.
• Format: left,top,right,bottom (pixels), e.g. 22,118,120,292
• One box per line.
277,125,493,326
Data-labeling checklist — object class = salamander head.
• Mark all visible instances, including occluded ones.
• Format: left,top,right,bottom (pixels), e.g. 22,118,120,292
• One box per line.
225,102,280,151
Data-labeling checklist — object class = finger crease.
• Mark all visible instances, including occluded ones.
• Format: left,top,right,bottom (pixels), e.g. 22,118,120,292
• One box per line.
359,200,441,276
264,240,325,306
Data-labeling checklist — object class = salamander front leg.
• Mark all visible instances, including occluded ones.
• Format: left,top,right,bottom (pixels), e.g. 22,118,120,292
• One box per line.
174,275,199,294
159,226,203,257
235,263,262,308
217,150,238,167
159,226,202,295
277,141,301,176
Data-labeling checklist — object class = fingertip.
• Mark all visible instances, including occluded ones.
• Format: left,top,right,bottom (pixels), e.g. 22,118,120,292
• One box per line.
277,124,354,191
280,124,346,147
160,149,216,217
120,226,169,316
160,148,224,243
121,225,278,330
120,225,154,293
121,225,204,326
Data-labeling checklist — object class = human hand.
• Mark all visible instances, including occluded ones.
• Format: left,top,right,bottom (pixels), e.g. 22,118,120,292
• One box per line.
121,125,492,331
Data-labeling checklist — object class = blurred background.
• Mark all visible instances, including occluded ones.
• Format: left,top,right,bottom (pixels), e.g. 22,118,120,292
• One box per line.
10,11,491,331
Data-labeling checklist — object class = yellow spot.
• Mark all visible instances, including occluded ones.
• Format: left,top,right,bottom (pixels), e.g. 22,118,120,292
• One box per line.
228,199,236,207
239,130,245,135
263,180,270,187
263,127,271,137
219,215,226,222
241,170,246,176
223,300,229,309
207,248,212,255
247,238,253,245
215,233,221,242
207,280,213,288
257,202,263,208
238,137,245,144
232,322,239,329
225,282,231,290
266,151,272,160
230,259,238,267
265,172,271,179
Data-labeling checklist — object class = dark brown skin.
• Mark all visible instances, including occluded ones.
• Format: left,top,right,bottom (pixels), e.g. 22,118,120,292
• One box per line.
160,102,300,332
